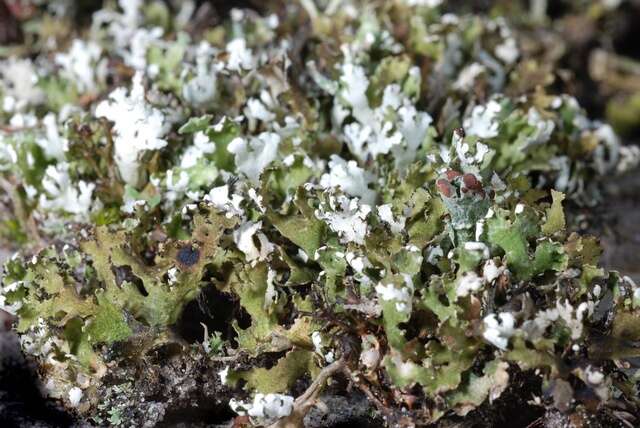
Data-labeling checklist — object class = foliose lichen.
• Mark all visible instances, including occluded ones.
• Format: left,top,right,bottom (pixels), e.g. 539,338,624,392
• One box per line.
1,0,639,426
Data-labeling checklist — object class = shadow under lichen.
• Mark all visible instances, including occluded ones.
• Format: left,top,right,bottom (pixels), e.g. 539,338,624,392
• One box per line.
0,329,75,427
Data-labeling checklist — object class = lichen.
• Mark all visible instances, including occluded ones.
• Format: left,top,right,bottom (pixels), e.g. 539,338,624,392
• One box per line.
1,1,639,426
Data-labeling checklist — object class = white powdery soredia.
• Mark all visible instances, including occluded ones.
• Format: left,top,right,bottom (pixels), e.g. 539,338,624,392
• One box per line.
464,241,490,259
320,155,376,205
338,63,396,161
375,275,414,312
525,107,555,146
233,221,274,262
39,164,95,217
127,27,164,71
311,331,323,354
164,170,190,204
55,39,103,93
227,133,280,183
453,128,491,166
363,93,404,159
520,299,592,342
456,271,484,298
343,122,373,159
377,204,406,234
92,0,159,71
393,102,433,169
339,63,372,124
311,331,334,362
182,66,217,107
245,97,276,123
0,58,44,109
229,393,294,421
204,185,244,218
180,132,216,169
454,63,486,91
68,387,83,407
495,37,519,65
95,72,169,186
339,65,430,166
464,100,502,139
37,113,67,160
483,259,504,283
226,38,255,71
183,42,218,107
315,195,371,245
483,312,516,350
218,366,229,385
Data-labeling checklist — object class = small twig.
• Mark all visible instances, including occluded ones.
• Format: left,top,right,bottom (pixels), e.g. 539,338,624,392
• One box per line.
343,368,391,418
297,358,345,404
209,348,245,362
268,358,346,428
525,416,544,428
209,355,242,362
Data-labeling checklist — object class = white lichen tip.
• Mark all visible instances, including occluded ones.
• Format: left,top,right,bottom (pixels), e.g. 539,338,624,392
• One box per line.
375,279,413,312
377,204,406,234
483,312,516,350
320,155,376,206
464,100,502,139
456,271,484,298
219,366,229,385
315,195,371,245
229,393,295,421
585,366,604,385
68,387,83,407
227,133,280,183
483,259,503,283
95,71,169,186
39,164,95,217
233,221,274,262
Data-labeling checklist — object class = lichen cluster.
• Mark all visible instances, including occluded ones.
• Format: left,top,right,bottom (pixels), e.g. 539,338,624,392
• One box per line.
1,0,640,426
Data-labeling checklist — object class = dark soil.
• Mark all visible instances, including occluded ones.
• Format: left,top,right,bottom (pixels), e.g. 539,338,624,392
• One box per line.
0,331,76,428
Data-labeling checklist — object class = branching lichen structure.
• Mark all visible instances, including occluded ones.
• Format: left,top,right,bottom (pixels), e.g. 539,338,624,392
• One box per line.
1,0,640,426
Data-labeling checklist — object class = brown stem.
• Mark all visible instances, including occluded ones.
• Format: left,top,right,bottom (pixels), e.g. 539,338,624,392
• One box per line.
342,368,391,418
268,358,346,428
